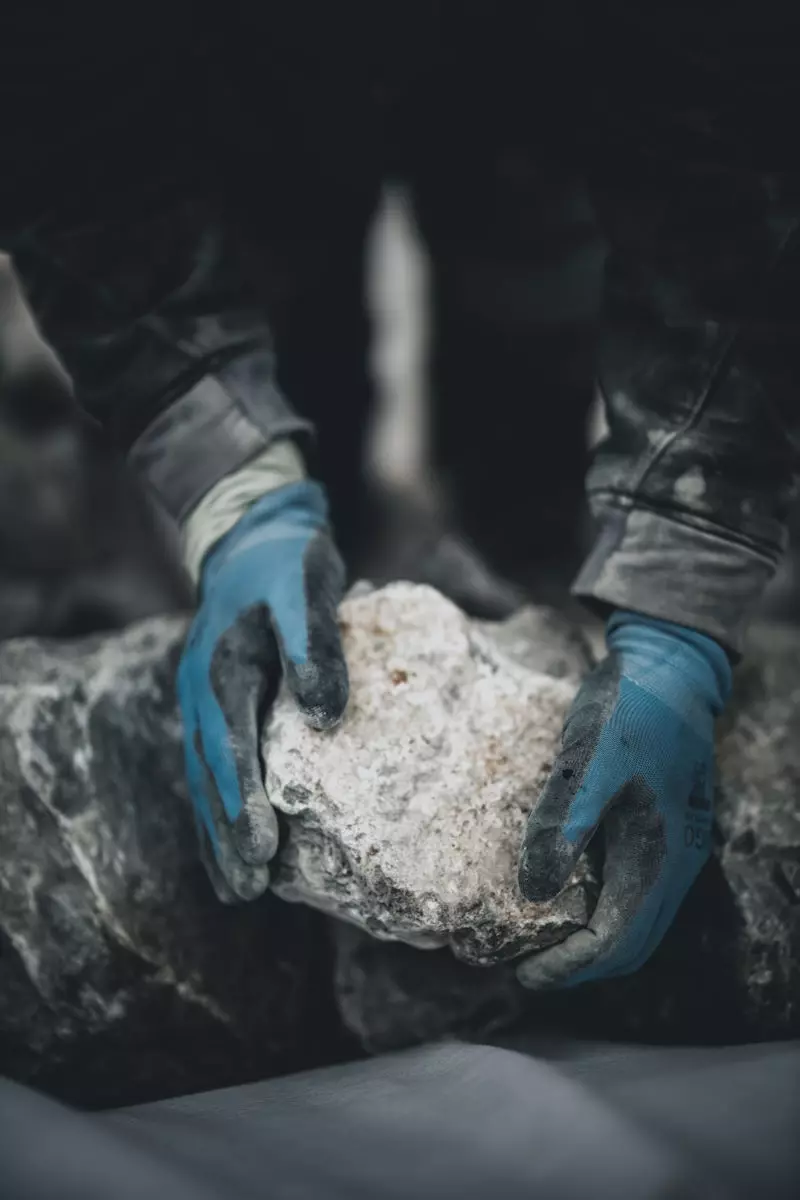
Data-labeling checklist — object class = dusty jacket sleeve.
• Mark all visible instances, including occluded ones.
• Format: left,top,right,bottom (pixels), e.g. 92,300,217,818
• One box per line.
573,183,800,656
572,8,800,656
0,7,312,526
6,200,312,525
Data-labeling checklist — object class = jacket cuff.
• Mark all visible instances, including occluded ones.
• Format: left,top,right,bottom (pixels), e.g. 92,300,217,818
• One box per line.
571,505,779,657
181,440,307,585
127,350,313,523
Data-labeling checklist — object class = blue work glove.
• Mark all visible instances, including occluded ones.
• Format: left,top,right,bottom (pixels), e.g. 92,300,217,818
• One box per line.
517,610,732,988
177,480,348,902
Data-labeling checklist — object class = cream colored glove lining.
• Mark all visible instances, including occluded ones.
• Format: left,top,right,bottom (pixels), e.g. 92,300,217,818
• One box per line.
181,439,307,586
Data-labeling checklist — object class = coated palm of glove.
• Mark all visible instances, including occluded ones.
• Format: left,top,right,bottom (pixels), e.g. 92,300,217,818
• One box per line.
517,611,732,989
178,481,348,902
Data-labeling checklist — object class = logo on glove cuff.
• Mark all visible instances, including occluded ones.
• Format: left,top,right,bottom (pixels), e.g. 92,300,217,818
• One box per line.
687,761,712,812
684,762,712,850
684,823,707,850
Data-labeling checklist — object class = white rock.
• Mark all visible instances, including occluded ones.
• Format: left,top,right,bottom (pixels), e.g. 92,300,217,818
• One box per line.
266,583,596,965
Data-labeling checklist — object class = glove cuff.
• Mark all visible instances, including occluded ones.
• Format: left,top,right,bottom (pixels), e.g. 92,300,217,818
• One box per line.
607,609,733,715
180,439,307,585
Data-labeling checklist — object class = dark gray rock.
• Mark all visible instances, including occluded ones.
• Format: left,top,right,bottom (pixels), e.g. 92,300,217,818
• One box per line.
331,922,527,1054
0,618,342,1108
1,600,797,1104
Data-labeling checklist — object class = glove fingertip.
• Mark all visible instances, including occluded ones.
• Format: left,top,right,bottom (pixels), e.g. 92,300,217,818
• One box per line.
515,955,562,991
228,864,272,904
207,823,272,903
518,844,565,903
303,694,349,731
288,658,350,730
516,927,600,991
234,797,280,865
518,816,583,903
197,825,241,906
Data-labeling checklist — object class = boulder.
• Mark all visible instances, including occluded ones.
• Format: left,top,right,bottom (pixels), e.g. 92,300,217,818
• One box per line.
0,618,342,1108
1,585,797,1099
266,584,597,963
303,599,800,1050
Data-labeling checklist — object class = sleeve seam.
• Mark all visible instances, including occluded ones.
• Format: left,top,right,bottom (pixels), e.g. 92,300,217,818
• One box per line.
588,488,782,564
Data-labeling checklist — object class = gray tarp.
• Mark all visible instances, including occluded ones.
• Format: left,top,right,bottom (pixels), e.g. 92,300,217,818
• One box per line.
3,1039,799,1199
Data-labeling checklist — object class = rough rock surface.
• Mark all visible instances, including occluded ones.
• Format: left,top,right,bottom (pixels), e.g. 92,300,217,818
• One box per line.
266,584,597,964
0,618,342,1108
1,588,798,1100
318,607,800,1051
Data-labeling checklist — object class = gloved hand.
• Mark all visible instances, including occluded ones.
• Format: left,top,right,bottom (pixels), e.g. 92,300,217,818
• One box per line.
517,609,732,988
178,478,348,901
